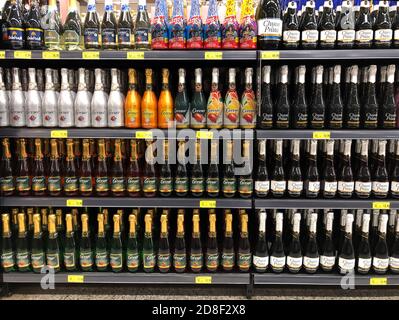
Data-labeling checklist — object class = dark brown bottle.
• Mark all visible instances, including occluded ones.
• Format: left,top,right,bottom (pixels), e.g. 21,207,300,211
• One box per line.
222,140,236,198
79,139,93,196
126,139,141,197
142,140,157,197
32,139,46,196
16,139,31,196
95,139,109,196
206,140,220,197
0,138,15,196
191,140,204,197
111,139,126,196
48,139,61,196
159,140,173,197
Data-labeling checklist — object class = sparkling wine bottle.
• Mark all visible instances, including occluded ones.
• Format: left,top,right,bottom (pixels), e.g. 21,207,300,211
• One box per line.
26,68,42,128
58,68,74,127
0,68,9,127
74,68,91,128
107,69,124,128
91,68,108,128
42,68,58,127
10,68,25,127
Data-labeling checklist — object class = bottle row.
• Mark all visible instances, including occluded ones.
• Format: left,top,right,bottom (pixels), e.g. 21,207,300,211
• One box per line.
259,64,398,129
0,138,252,198
1,207,399,275
0,67,256,129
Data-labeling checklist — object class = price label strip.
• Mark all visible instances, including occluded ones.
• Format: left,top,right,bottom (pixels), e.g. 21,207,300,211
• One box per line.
51,130,68,138
67,275,84,283
42,51,60,59
195,276,212,284
14,51,32,59
312,131,331,139
127,51,145,60
82,51,100,60
372,202,390,210
0,51,6,59
66,199,83,207
261,51,280,60
370,277,387,286
135,131,153,139
200,200,216,208
196,131,214,139
204,52,223,60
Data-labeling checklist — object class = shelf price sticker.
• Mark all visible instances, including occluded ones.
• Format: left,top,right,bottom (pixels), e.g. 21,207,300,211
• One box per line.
66,199,83,207
51,130,68,138
196,131,214,139
200,200,216,208
195,276,212,284
127,51,145,60
82,51,100,59
370,277,387,286
372,202,390,210
42,51,60,59
14,51,32,59
68,275,84,283
312,131,331,139
135,131,153,139
205,52,223,60
0,51,5,59
261,51,280,60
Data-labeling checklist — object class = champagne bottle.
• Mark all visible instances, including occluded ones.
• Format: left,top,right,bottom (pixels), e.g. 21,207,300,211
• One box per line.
373,213,389,273
79,139,93,196
338,140,354,198
6,0,24,49
338,213,355,274
43,0,61,50
48,139,61,196
108,69,124,128
255,139,269,198
1,213,15,272
206,140,220,197
275,66,290,128
141,69,157,129
205,210,219,272
31,138,46,196
253,210,268,272
300,0,318,49
320,211,336,272
222,139,236,197
190,210,203,272
127,212,139,272
91,69,108,128
310,66,325,129
287,212,302,273
16,139,30,196
143,212,155,272
240,68,256,128
0,138,15,196
287,140,303,198
389,214,399,273
337,0,356,48
158,68,174,129
222,209,235,271
63,0,82,51
100,0,117,50
118,0,134,49
134,0,151,50
292,65,308,129
270,212,286,273
46,213,60,272
83,0,100,49
79,212,93,271
143,140,157,197
319,0,336,49
159,140,172,197
256,0,282,49
127,139,141,197
175,140,189,197
259,66,273,129
64,213,77,271
357,212,372,274
95,139,109,196
271,140,286,197
26,68,42,128
30,213,44,273
238,210,251,272
0,68,9,127
354,140,371,198
305,140,320,198
355,0,373,48
327,65,343,128
58,68,74,127
75,68,91,128
158,211,171,272
393,3,399,48
174,210,186,273
174,68,190,129
95,213,109,271
304,213,319,273
372,140,389,198
362,65,378,128
10,68,25,127
16,212,30,272
110,213,123,272
207,68,223,129
110,139,126,196
282,1,300,49
380,65,396,128
374,0,392,48
125,69,141,128
321,140,337,198
344,65,360,128
64,139,78,196
238,140,253,198
190,68,206,129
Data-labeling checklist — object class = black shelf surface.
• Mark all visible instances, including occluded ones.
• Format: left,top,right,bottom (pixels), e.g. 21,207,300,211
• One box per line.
0,128,254,139
257,129,399,139
2,272,250,285
1,50,257,61
254,273,399,286
255,198,397,209
0,197,252,209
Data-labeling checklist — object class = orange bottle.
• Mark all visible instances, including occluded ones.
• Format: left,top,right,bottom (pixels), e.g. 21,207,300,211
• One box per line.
158,68,174,129
125,69,141,128
141,69,158,129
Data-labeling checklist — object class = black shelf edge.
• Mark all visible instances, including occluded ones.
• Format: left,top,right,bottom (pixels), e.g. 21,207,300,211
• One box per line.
256,129,399,139
2,272,250,285
253,273,399,286
0,128,254,139
254,199,397,209
0,197,253,209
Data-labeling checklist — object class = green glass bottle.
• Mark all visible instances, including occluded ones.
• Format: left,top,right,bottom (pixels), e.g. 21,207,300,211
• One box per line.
46,214,61,273
175,140,189,197
16,213,30,272
79,213,93,271
157,211,171,273
238,210,251,272
222,140,237,198
191,140,204,197
159,140,173,197
206,210,219,272
222,209,235,271
143,211,155,272
110,213,123,272
95,213,109,271
64,213,77,271
190,210,203,273
1,213,15,272
31,213,45,273
62,0,83,51
173,210,187,273
55,209,65,251
206,141,220,197
127,211,139,272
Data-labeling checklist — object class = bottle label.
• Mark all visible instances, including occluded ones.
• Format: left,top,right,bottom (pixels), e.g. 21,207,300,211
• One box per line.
206,177,219,194
306,181,320,193
191,177,205,193
44,30,60,45
355,181,371,193
207,90,224,127
118,27,133,46
127,177,141,193
338,181,354,193
64,251,76,268
190,103,207,127
95,251,109,268
303,256,319,270
283,30,300,43
80,252,93,268
186,16,203,49
84,27,100,46
32,176,46,192
240,90,256,128
174,97,190,128
257,18,283,40
222,178,236,194
173,253,187,271
16,251,30,269
64,177,79,192
143,177,157,193
47,252,60,269
253,255,269,269
270,256,286,269
63,30,80,45
391,181,399,193
206,252,219,269
95,177,109,192
288,180,303,193
7,27,24,43
356,29,373,42
222,252,235,269
389,256,399,270
31,252,45,269
301,30,319,43
372,181,389,193
101,28,117,45
16,176,30,192
169,16,187,49
151,17,169,49
1,176,15,192
26,28,43,46
395,30,399,41
239,17,257,49
48,176,61,192
75,109,90,127
111,177,126,193
143,253,156,269
276,112,289,127
255,181,270,193
287,256,303,270
238,252,252,270
271,180,286,192
1,252,15,269
135,28,151,46
203,16,221,48
373,257,389,270
337,30,355,43
159,177,173,193
338,257,355,272
110,253,123,269
223,90,240,127
127,251,139,269
175,177,189,193
157,253,171,270
320,255,336,268
357,257,372,271
79,176,93,192
239,178,253,195
323,181,337,193
190,253,203,270
320,30,336,43
375,29,393,42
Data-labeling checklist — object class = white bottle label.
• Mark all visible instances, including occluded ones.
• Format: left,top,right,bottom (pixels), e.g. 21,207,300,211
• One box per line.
288,180,303,193
287,256,303,269
391,181,399,193
257,18,283,39
303,256,319,270
320,30,336,43
320,255,336,268
338,257,355,272
337,30,356,42
270,256,286,268
389,256,399,269
357,257,372,271
373,257,389,270
283,30,300,43
338,181,354,193
301,30,319,43
253,255,269,268
307,181,320,193
356,29,374,42
372,181,389,193
355,181,372,193
394,29,399,41
271,180,286,192
255,181,270,193
375,29,393,42
323,181,337,193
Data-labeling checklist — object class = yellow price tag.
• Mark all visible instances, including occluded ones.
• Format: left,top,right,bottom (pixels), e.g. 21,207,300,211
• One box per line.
51,130,68,138
195,276,212,284
42,51,60,59
372,202,390,209
312,131,331,139
200,200,216,208
370,278,387,285
205,52,223,60
14,51,32,59
196,131,214,139
68,275,84,283
261,51,280,60
82,51,100,59
0,51,5,59
66,199,83,207
135,131,153,139
127,51,145,59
